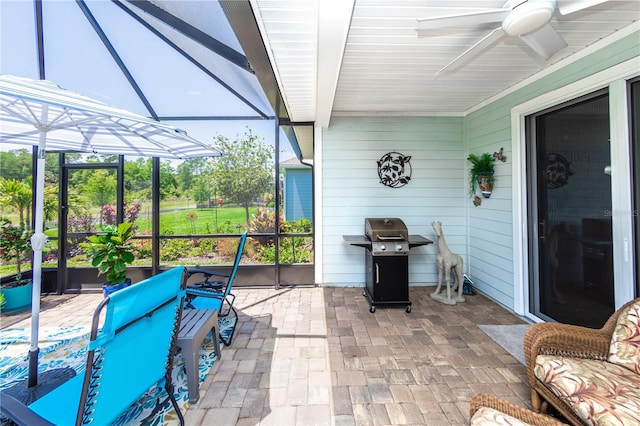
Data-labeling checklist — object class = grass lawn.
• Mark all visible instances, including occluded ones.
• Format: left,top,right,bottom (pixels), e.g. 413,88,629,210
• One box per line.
1,206,263,277
135,206,255,235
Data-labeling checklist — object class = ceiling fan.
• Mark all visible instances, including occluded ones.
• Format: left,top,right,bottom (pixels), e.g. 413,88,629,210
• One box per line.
416,0,611,75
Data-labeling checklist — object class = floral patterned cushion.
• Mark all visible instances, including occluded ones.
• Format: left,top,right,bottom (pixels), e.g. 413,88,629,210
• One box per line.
470,407,532,426
534,355,640,426
609,301,640,374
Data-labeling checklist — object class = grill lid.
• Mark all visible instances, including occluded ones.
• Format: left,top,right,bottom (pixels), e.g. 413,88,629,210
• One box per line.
365,218,408,241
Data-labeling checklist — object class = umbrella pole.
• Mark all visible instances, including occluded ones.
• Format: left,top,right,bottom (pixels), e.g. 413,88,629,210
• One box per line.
1,108,75,404
27,133,47,388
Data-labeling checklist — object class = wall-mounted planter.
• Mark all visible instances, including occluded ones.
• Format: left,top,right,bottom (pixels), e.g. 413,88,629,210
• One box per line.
467,152,496,205
477,174,495,198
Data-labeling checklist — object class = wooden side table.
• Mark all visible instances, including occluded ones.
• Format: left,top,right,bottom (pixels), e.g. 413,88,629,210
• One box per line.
178,309,221,403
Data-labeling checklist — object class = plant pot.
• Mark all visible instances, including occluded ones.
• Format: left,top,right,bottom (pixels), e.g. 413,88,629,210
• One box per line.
477,175,494,198
102,278,132,297
0,281,33,313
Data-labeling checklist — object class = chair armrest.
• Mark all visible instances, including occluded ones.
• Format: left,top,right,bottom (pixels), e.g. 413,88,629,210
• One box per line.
470,394,567,425
186,268,230,279
0,393,55,426
524,322,611,389
186,288,224,298
186,268,229,290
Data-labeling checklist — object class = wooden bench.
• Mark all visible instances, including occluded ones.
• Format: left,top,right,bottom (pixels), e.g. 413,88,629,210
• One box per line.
178,309,221,403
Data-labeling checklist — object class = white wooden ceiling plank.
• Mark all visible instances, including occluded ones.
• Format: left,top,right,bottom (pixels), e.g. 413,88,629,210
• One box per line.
252,0,639,120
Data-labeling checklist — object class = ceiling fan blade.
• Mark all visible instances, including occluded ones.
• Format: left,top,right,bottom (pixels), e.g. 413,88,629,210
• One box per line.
436,27,506,75
557,0,610,15
520,23,568,59
417,8,509,32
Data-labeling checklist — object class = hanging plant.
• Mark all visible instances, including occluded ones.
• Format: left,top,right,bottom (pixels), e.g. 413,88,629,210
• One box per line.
467,152,496,198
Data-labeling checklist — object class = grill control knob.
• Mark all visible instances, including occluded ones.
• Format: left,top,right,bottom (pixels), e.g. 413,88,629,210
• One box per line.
396,244,403,251
380,244,386,251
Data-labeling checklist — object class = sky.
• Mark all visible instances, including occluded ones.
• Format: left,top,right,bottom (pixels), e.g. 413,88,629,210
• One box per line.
0,0,297,160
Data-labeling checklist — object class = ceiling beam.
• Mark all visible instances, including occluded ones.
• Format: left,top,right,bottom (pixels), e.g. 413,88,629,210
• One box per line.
78,0,158,119
219,0,287,121
115,0,270,118
316,0,354,128
126,0,252,72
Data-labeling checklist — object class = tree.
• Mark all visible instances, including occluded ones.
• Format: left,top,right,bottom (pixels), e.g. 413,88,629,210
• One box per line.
124,158,152,196
212,129,274,224
43,186,58,223
192,175,213,207
85,169,117,217
0,177,32,228
177,157,212,193
159,160,179,200
0,149,32,181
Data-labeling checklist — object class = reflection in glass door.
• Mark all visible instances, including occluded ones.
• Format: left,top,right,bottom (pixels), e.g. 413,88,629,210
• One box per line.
527,91,615,328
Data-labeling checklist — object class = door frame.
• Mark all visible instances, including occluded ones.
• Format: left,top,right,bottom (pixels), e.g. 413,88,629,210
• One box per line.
511,58,639,320
57,156,122,293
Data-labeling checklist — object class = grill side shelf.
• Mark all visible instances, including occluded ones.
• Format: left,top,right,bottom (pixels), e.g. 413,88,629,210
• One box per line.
344,234,433,249
408,235,434,248
343,235,372,248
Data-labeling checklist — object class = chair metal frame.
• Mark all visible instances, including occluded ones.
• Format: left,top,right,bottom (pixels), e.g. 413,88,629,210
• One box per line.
0,267,188,426
185,231,247,346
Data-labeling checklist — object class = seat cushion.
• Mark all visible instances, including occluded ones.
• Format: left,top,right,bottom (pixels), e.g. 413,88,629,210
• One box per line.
470,406,532,425
608,300,640,374
534,355,640,425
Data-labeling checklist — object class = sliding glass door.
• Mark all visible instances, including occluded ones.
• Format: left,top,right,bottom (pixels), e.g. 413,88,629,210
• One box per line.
526,91,615,327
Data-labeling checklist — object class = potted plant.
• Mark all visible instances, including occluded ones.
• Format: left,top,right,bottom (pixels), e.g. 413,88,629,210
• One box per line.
0,218,34,313
80,222,135,296
467,152,496,199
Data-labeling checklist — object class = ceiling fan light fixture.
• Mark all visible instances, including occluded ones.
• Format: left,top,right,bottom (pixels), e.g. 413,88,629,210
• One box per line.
502,0,556,36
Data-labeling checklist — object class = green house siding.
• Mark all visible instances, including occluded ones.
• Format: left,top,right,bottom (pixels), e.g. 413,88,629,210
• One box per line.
318,30,638,301
464,30,640,309
322,116,465,286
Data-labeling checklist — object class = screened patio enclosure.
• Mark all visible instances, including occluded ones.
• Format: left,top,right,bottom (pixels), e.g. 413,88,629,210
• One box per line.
0,0,314,292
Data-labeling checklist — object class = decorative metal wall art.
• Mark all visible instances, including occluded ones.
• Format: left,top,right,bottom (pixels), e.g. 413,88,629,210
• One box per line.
493,147,507,162
377,152,412,188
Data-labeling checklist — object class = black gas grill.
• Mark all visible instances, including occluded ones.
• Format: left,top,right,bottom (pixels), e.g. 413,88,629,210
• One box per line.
344,218,432,313
365,217,410,256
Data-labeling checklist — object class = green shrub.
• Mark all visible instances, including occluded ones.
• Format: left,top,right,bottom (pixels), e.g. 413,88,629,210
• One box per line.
132,239,152,260
160,238,193,262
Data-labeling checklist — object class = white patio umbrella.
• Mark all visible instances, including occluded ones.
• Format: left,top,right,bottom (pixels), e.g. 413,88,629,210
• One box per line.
0,74,221,402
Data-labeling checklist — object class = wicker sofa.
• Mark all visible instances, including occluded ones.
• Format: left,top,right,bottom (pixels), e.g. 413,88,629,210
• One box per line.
524,297,640,426
470,394,567,426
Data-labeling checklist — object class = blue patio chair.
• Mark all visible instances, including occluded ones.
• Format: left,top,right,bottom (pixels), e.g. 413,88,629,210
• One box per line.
0,266,188,426
185,231,247,346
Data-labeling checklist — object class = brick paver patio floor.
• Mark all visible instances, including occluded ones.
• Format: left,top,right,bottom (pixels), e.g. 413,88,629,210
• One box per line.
1,285,532,425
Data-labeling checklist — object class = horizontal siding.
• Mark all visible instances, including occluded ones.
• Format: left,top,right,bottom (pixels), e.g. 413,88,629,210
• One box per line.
464,30,639,310
322,116,465,286
318,31,638,302
284,169,312,222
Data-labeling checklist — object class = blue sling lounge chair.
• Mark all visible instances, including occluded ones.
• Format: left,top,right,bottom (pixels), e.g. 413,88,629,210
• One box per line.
185,231,247,346
0,266,187,426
